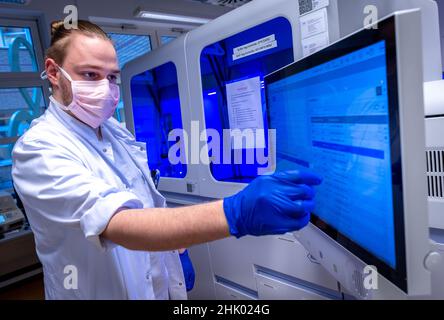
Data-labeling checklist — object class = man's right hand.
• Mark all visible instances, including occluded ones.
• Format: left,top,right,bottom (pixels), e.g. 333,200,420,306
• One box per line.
223,170,322,238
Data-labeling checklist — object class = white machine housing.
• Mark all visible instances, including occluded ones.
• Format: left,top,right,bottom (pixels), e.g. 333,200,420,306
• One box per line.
184,0,343,299
424,80,444,230
184,0,339,199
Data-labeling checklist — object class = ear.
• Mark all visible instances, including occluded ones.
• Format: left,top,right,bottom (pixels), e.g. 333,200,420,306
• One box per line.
45,58,60,88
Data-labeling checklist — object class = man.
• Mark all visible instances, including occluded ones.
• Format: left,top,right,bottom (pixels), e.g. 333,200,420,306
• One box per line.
12,20,321,300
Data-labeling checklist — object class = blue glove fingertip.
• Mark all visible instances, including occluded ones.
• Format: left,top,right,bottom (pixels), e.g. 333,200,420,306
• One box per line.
274,170,323,186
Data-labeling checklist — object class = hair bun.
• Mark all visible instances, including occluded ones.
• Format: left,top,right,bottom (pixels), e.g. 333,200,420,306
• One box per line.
50,20,65,37
46,20,111,64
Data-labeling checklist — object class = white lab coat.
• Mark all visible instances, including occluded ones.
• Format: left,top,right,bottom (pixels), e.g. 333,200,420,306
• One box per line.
11,97,187,300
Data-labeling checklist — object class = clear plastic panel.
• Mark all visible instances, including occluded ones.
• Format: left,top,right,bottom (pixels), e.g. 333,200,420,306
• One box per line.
200,17,294,183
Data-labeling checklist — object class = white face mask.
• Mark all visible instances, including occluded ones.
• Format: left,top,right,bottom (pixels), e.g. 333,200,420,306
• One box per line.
41,66,120,128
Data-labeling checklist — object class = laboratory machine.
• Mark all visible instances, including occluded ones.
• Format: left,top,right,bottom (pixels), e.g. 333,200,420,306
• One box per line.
121,0,444,300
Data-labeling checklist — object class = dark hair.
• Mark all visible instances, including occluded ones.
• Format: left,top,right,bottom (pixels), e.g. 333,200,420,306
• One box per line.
46,20,111,65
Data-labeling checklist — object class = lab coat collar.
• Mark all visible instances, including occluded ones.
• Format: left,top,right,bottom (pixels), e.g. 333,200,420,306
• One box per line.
48,96,133,144
103,115,137,143
48,96,101,142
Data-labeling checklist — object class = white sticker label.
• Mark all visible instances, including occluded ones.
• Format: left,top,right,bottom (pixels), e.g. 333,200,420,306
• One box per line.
300,7,328,39
302,31,330,56
226,76,265,149
233,34,278,61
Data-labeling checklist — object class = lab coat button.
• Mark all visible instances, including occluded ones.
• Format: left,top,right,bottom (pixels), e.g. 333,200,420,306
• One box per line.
103,148,107,153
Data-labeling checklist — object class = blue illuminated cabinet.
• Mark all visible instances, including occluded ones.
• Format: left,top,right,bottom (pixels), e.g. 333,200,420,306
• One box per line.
130,62,187,179
200,17,293,183
123,34,197,196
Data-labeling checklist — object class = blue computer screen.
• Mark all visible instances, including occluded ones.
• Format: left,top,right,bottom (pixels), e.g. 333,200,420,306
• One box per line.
267,40,397,268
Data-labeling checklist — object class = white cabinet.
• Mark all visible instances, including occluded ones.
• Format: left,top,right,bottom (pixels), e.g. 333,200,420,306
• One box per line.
255,272,340,300
214,282,257,300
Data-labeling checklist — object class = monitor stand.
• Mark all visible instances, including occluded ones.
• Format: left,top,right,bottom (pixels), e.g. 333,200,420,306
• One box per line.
294,224,441,300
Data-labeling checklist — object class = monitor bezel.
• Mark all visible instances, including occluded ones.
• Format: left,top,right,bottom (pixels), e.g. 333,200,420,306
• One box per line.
264,15,408,292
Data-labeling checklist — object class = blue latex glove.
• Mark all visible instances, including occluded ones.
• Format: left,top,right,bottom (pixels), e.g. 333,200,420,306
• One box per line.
223,170,322,238
179,249,195,292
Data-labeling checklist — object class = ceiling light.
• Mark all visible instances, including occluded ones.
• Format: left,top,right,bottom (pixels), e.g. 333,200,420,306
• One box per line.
135,8,211,25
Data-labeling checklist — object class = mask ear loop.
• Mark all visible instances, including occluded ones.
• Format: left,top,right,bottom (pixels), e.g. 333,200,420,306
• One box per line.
40,70,53,94
57,66,73,82
54,65,77,110
41,66,73,97
40,65,72,81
